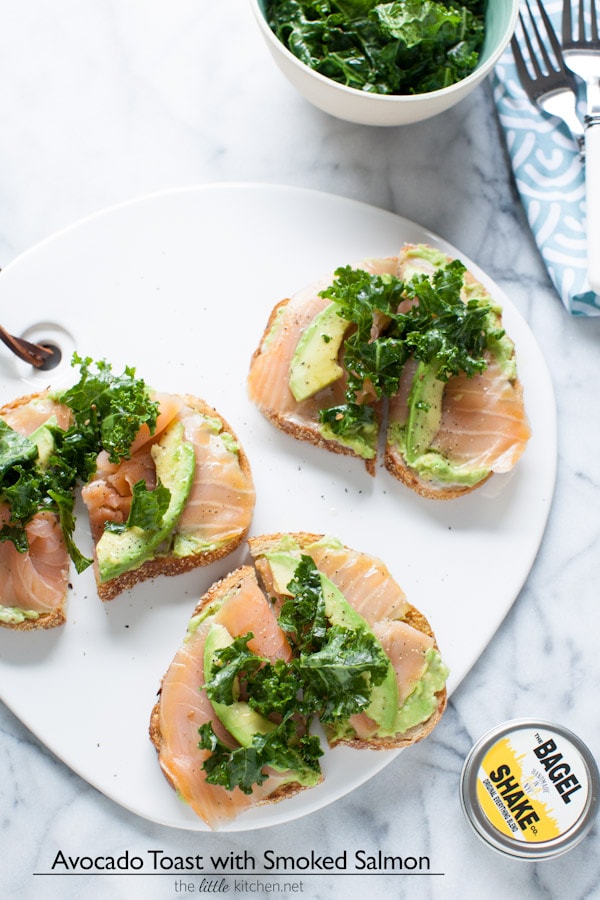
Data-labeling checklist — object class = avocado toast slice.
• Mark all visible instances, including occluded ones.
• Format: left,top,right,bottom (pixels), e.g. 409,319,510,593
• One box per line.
383,245,531,498
0,392,73,629
150,532,448,827
248,243,530,498
247,257,400,474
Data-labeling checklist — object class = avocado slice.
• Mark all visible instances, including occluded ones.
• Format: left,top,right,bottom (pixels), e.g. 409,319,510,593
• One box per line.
96,420,195,582
203,622,277,747
28,416,58,469
404,361,445,465
263,550,398,733
288,303,350,402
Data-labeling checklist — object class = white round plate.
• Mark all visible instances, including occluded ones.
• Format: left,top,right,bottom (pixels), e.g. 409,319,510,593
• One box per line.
0,184,556,831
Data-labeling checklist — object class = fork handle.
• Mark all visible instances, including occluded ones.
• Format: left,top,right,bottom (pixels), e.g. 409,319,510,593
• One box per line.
585,119,600,295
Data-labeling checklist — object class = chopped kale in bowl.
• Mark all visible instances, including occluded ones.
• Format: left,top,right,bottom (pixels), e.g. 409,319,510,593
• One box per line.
264,0,486,95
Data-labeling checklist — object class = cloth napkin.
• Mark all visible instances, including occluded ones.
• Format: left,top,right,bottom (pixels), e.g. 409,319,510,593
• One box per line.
493,2,600,317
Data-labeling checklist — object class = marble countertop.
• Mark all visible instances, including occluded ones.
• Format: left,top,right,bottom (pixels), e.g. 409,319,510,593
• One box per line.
1,3,599,899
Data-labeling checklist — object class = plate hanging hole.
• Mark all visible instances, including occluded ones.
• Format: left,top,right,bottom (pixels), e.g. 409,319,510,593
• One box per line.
36,342,62,370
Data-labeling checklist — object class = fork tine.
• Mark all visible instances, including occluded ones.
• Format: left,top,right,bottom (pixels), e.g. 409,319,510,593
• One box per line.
566,0,600,45
592,0,599,43
519,0,565,80
563,0,573,42
511,24,530,83
532,0,566,65
520,8,545,80
579,0,586,41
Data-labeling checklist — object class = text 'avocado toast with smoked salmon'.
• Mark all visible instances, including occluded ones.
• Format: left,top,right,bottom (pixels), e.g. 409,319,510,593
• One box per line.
248,243,531,499
0,355,255,628
150,532,448,829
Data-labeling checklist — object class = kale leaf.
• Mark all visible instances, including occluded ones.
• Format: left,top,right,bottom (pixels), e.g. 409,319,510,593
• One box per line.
0,421,38,476
277,553,328,651
204,633,266,706
298,625,390,722
399,259,496,380
57,353,159,467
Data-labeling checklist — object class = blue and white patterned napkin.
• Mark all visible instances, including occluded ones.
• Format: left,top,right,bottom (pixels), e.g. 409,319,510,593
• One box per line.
493,2,600,317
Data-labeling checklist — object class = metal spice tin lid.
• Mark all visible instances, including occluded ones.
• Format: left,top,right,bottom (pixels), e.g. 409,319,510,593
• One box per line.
460,719,599,860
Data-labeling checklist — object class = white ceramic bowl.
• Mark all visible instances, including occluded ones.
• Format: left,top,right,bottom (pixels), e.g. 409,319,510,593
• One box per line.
250,0,519,126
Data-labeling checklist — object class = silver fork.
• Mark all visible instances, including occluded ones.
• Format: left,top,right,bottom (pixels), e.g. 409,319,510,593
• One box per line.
562,0,600,293
511,0,584,149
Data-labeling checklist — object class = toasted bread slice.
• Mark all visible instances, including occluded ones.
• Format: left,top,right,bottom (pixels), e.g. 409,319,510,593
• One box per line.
84,394,255,601
150,532,447,826
249,297,378,476
248,244,530,498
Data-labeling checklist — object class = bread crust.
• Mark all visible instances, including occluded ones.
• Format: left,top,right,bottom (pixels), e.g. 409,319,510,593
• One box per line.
0,606,67,632
248,531,447,752
383,443,492,500
95,394,254,601
0,389,50,416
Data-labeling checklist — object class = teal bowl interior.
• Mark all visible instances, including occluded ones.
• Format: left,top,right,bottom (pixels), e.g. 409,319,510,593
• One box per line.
480,0,517,66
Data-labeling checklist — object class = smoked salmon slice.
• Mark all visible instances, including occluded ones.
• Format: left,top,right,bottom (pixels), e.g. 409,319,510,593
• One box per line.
0,506,70,628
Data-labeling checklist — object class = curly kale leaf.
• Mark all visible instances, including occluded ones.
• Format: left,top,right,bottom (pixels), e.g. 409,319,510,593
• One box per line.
398,259,498,381
57,353,159,467
277,554,329,651
298,624,390,722
198,720,322,795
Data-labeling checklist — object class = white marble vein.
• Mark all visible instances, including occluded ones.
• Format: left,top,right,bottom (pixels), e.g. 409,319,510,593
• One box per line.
1,2,599,899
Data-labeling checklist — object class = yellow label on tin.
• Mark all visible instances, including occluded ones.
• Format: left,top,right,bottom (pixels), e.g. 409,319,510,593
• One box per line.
475,729,589,843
